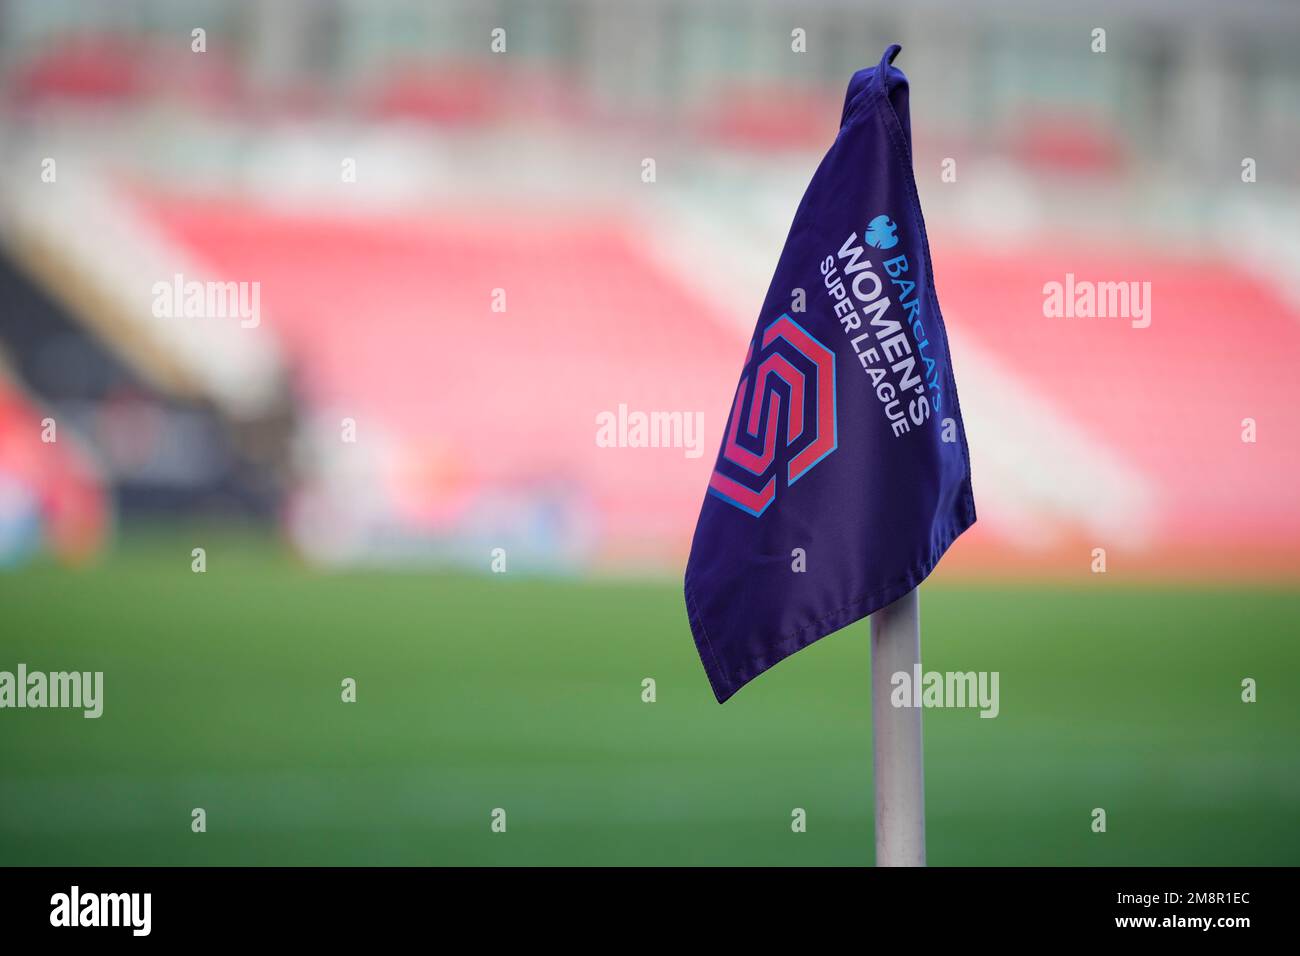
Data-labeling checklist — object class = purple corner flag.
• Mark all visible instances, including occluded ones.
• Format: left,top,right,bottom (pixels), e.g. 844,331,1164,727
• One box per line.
684,44,976,703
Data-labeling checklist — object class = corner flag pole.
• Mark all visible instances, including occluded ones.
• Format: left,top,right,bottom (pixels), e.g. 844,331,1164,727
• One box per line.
870,587,926,866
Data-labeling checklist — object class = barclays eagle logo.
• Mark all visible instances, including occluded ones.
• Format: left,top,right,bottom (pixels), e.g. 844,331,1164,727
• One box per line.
864,215,899,250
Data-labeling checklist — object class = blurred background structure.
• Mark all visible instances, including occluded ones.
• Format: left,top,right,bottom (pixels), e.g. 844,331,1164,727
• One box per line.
2,0,1298,574
1,0,1298,866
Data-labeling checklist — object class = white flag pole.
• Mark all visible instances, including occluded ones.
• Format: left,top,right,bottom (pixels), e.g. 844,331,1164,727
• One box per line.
870,586,926,866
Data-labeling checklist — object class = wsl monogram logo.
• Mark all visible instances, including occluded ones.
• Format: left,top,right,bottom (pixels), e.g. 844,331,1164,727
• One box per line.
708,314,837,516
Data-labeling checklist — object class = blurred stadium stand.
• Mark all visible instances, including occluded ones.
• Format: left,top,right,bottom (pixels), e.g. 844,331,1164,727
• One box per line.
0,0,1297,575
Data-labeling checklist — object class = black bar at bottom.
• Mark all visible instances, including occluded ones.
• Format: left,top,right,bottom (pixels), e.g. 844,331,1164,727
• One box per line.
0,866,1274,940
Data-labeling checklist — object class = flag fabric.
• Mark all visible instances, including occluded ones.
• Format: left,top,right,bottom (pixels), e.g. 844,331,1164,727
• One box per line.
684,44,976,703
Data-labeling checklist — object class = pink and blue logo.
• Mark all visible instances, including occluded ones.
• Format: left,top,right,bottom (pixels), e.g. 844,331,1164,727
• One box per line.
708,313,837,516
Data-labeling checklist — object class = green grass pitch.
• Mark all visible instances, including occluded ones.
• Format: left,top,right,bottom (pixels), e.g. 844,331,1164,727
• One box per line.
2,530,1298,865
